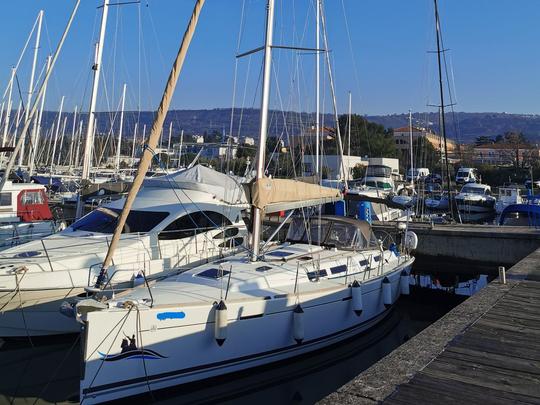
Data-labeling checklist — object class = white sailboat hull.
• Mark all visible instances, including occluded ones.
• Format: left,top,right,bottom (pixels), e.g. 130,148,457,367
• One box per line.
80,258,413,403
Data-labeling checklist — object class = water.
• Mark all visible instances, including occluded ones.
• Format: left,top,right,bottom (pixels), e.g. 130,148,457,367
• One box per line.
0,271,478,405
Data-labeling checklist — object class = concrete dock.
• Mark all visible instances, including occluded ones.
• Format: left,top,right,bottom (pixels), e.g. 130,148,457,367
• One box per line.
373,221,540,268
319,246,540,404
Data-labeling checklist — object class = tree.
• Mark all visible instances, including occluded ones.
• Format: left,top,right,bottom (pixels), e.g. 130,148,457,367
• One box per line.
324,114,397,158
475,135,493,146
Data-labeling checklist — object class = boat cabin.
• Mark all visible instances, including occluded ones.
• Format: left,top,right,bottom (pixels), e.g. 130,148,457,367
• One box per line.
459,183,492,196
286,215,377,250
0,181,52,223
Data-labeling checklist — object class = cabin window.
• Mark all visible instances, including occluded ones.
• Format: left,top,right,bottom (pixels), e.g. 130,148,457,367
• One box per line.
213,227,239,239
0,192,11,206
71,208,168,234
330,265,347,274
20,191,44,205
158,211,232,240
307,269,328,280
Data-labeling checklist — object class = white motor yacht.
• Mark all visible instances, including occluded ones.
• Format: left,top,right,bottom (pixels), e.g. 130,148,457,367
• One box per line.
0,165,248,336
78,215,416,403
455,183,496,222
495,184,525,214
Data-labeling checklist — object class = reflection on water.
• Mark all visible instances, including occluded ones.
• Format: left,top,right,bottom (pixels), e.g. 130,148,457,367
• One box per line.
0,272,482,405
410,273,489,296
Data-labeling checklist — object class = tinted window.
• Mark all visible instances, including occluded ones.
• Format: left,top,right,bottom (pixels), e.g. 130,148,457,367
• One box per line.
159,211,232,240
0,192,11,206
71,208,168,234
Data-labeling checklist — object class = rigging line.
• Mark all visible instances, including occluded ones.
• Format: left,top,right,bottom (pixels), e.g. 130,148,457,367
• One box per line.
339,0,362,102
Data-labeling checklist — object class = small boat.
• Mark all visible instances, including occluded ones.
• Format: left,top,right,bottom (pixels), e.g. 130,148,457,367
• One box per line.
0,180,64,250
495,184,525,214
499,198,540,227
455,183,496,222
0,165,249,336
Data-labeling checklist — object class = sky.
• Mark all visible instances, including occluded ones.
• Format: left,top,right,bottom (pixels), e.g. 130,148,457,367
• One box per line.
0,0,538,117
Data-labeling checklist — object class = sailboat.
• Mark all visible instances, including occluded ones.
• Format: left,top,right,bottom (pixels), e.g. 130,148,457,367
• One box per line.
77,1,418,402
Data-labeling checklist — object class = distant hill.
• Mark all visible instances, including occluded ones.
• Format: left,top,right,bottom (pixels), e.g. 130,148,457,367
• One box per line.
36,109,540,144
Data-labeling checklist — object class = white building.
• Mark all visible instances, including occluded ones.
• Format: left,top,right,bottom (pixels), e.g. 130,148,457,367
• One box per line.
303,155,368,181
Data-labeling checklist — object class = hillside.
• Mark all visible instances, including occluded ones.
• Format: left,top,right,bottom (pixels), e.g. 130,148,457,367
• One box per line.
37,109,540,143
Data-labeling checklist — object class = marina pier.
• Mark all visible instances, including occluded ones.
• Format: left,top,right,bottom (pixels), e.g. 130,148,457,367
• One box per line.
319,245,540,404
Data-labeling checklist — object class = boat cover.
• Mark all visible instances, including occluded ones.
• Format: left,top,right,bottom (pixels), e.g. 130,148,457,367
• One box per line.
143,165,248,205
251,178,342,213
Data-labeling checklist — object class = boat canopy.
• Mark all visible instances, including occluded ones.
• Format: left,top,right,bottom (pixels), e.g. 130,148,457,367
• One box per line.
286,215,376,250
143,165,248,205
251,178,342,213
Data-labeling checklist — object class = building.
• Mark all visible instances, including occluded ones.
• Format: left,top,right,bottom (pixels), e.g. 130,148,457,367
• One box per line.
303,155,368,181
242,136,255,146
393,126,458,153
473,143,540,166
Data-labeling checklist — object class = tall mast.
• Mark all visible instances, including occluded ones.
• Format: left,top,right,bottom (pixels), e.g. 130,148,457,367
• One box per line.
315,0,320,178
77,0,110,218
131,122,138,162
67,105,78,168
408,109,414,188
250,0,275,261
167,121,173,168
19,10,43,167
49,96,64,170
434,0,452,216
28,55,51,176
57,115,68,166
115,82,127,172
347,91,351,157
1,68,15,152
319,0,347,188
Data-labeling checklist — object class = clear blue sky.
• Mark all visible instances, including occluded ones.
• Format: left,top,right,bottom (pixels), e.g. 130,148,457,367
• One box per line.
0,0,538,116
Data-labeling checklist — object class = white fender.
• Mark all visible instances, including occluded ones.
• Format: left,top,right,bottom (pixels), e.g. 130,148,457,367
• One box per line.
404,231,418,251
351,280,363,316
400,270,410,295
214,300,228,346
382,277,392,308
293,304,304,344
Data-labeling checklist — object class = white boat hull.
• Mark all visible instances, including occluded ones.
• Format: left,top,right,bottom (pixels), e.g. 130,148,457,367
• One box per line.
80,259,413,403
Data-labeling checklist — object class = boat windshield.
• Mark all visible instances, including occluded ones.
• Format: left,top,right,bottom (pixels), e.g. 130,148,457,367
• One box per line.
70,207,169,234
286,216,376,249
461,186,486,195
366,165,392,178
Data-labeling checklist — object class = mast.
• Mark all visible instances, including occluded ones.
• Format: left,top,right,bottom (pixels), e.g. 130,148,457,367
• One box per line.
250,0,275,262
1,68,15,152
74,119,83,167
434,0,453,217
315,0,320,178
76,0,110,219
50,96,64,169
115,83,127,172
19,10,43,167
409,109,414,187
29,55,52,176
95,0,206,288
347,91,351,156
178,129,184,168
67,105,78,168
319,0,347,188
167,121,172,169
57,115,68,166
130,122,138,162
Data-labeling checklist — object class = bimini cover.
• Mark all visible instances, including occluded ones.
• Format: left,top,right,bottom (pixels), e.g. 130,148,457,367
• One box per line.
251,177,342,213
142,165,248,205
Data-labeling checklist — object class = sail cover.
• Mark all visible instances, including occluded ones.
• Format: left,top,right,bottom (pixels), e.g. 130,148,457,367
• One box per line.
251,178,342,213
143,165,248,205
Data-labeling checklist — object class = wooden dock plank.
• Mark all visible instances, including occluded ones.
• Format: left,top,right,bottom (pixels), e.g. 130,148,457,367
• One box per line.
385,280,540,403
